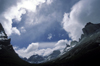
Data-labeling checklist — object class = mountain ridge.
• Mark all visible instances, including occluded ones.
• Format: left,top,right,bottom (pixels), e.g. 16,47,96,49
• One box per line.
0,22,100,66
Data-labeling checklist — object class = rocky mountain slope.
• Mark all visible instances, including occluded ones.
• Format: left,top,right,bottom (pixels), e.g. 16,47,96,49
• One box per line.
0,22,100,66
0,23,32,66
22,50,61,64
39,22,100,66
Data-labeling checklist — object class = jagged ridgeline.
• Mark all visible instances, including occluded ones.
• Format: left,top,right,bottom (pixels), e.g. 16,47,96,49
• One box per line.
79,22,100,41
40,22,100,66
0,23,13,51
0,23,32,66
0,22,100,66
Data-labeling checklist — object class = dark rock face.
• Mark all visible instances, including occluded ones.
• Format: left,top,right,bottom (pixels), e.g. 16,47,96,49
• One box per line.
0,23,30,66
82,22,100,36
1,22,100,66
22,57,28,61
0,23,15,52
79,22,100,41
41,22,100,66
0,23,7,38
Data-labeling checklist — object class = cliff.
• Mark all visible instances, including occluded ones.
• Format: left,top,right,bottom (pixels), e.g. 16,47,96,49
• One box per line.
1,22,100,66
0,23,31,66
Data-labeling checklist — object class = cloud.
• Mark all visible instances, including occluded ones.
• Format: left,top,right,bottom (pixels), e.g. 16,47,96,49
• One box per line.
42,48,54,56
14,39,70,58
1,0,83,59
46,0,53,5
38,39,71,56
54,39,71,53
14,42,53,58
14,43,53,58
62,13,83,40
0,0,20,14
39,42,56,49
12,27,21,35
9,0,80,48
14,43,39,58
0,1,23,36
0,0,50,36
18,0,46,12
55,39,69,46
25,43,39,52
62,0,100,41
11,0,69,47
20,27,26,33
47,33,52,40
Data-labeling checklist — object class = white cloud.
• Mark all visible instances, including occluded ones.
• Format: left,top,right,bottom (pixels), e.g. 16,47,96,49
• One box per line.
39,42,56,49
14,39,70,58
0,0,48,36
14,42,53,58
42,48,53,56
34,49,45,56
14,43,39,58
62,13,83,40
12,27,21,35
54,39,71,53
18,0,46,12
46,0,53,5
25,43,39,52
20,27,26,33
47,33,52,40
55,39,68,46
62,0,100,41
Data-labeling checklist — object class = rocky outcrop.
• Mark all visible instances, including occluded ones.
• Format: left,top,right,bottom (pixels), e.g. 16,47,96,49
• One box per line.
82,22,100,36
0,23,7,38
0,23,30,66
0,23,15,52
70,41,78,47
79,22,100,41
42,22,100,66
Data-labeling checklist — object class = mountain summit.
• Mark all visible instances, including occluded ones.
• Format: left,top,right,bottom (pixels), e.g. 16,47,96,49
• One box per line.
82,22,100,36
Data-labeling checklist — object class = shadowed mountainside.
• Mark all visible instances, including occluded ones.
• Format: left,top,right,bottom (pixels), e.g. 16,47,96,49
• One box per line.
0,22,100,66
0,23,32,66
38,22,100,66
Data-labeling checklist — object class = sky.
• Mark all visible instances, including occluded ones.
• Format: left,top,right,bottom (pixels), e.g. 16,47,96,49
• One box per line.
0,0,100,58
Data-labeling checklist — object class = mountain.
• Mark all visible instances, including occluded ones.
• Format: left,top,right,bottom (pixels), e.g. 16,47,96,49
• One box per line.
23,50,61,64
28,54,45,63
0,23,32,66
40,22,100,66
46,50,61,60
80,22,100,41
1,22,100,66
82,22,100,36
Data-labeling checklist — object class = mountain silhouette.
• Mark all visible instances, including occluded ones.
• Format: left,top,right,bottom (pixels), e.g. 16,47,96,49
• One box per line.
0,22,100,66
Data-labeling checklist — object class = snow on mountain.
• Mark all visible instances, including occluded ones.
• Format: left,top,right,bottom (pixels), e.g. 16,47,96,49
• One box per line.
22,22,100,64
22,50,61,64
61,22,100,56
